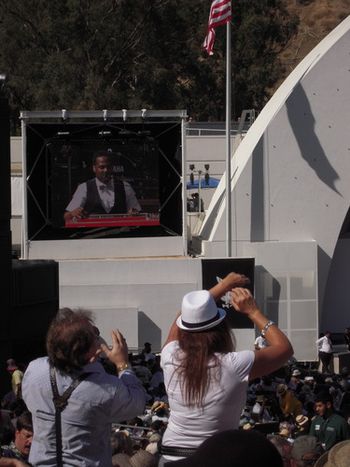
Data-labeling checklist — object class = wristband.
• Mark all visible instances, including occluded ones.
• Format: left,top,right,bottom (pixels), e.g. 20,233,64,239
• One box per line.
261,320,275,338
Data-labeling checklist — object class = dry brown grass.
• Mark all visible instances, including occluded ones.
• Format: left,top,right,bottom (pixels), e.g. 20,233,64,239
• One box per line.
270,0,350,96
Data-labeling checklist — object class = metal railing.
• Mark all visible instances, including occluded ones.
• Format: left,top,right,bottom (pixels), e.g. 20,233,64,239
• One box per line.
186,109,256,137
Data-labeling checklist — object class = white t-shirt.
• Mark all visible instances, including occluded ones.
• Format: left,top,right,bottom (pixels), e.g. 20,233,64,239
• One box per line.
161,341,254,455
316,336,333,353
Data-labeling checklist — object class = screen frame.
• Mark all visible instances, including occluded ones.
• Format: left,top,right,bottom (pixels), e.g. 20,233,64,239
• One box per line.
20,110,188,258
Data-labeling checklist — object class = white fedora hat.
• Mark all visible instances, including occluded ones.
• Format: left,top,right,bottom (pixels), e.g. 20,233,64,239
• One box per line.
176,290,226,332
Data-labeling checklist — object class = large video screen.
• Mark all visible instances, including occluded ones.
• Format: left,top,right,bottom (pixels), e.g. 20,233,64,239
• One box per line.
50,137,160,229
25,121,182,240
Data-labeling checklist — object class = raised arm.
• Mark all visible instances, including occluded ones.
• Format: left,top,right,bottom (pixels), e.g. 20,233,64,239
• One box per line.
163,272,250,347
208,272,250,301
231,288,293,380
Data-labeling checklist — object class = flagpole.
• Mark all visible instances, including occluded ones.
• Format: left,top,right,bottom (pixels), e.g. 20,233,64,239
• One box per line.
225,21,232,257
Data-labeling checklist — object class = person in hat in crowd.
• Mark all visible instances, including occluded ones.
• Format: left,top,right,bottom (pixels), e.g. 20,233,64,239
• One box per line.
309,392,350,451
313,440,350,467
300,376,316,408
338,366,350,392
294,415,311,438
314,439,350,467
276,384,303,420
289,369,303,394
289,435,323,467
22,308,146,466
158,272,293,464
303,375,315,385
112,449,157,467
167,429,283,467
267,433,293,467
6,360,23,401
145,432,162,456
278,421,293,442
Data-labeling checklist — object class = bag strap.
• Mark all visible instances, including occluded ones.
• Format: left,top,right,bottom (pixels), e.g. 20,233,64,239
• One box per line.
49,365,89,467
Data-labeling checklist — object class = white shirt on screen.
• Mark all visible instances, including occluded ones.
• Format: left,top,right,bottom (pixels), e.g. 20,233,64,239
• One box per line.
65,178,141,213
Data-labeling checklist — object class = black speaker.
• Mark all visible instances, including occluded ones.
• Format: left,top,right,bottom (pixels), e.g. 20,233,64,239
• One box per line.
0,97,11,221
0,95,14,398
10,259,59,361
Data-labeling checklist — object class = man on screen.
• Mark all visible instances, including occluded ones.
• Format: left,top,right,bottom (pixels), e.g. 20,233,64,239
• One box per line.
64,151,141,222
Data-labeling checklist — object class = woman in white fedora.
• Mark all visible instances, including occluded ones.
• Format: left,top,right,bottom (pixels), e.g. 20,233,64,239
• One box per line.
159,272,293,465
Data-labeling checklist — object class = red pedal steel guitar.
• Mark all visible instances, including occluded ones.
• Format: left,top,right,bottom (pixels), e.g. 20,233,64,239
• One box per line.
65,213,160,228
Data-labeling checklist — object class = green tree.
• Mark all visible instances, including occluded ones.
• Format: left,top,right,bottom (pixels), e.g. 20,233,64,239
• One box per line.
0,0,297,130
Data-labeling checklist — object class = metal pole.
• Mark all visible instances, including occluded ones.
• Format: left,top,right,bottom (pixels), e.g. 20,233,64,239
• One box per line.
225,22,232,257
21,116,28,259
198,170,202,213
181,117,188,256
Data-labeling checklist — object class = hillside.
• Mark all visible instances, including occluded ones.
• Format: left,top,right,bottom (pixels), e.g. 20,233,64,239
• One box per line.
275,0,350,89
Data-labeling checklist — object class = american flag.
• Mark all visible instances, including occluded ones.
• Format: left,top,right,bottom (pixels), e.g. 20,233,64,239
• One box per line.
203,0,232,56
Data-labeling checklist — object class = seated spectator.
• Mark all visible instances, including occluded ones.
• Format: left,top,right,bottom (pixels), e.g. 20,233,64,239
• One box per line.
149,362,164,390
267,434,293,467
167,429,283,467
112,449,157,467
1,411,32,465
309,392,350,451
294,415,310,438
148,419,166,436
0,450,28,467
276,384,303,419
145,433,161,456
250,394,264,422
299,378,315,408
0,410,14,446
289,435,322,467
289,369,303,394
127,417,145,439
260,376,277,393
150,400,169,424
314,439,350,467
110,430,133,456
130,449,157,467
278,421,293,441
141,343,156,363
112,452,131,466
132,355,152,386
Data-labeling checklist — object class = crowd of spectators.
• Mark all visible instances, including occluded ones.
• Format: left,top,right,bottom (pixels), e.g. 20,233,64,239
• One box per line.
2,341,350,466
